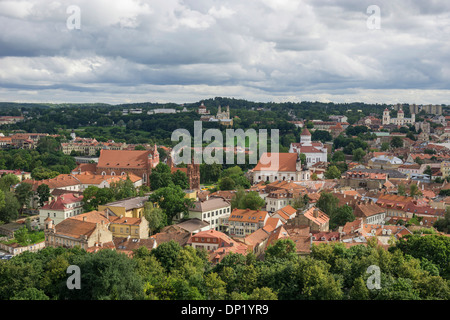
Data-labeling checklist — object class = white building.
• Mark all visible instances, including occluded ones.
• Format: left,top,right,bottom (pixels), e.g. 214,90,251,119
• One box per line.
252,152,311,183
382,107,415,126
188,197,231,231
289,128,328,167
39,193,84,227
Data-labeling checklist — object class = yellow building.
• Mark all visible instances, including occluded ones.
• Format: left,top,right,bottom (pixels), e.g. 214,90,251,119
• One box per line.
109,215,149,239
184,189,198,200
441,161,450,178
98,196,149,219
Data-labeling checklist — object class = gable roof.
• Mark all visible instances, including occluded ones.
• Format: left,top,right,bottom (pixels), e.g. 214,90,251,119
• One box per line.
354,202,386,218
301,128,311,136
303,207,329,225
98,150,151,169
229,208,269,223
190,197,230,212
41,193,83,210
54,219,98,239
253,152,298,172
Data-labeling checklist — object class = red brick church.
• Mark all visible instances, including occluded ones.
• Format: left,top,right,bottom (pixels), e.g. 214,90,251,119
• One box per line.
74,145,200,190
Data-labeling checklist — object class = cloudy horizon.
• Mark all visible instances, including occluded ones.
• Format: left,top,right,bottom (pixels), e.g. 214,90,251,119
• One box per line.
0,0,449,105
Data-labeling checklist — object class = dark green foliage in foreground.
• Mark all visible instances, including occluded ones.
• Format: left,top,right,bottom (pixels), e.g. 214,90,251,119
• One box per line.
0,235,449,300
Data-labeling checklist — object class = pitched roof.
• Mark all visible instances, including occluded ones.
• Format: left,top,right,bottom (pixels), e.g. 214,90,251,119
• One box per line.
109,216,142,226
70,210,110,224
41,193,83,210
242,228,270,248
354,202,385,218
98,150,151,169
273,205,297,221
303,207,330,225
54,219,98,239
190,197,230,212
151,228,191,247
301,128,311,136
114,237,156,256
228,208,268,223
187,229,235,247
263,217,282,233
253,152,298,172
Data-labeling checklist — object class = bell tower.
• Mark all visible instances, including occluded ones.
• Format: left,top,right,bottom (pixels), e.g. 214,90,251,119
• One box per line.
382,108,390,125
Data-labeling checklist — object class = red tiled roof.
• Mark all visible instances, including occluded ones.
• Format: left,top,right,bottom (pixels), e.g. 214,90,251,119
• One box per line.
229,208,268,223
303,207,329,225
301,128,311,136
253,152,298,172
41,193,83,210
98,150,151,169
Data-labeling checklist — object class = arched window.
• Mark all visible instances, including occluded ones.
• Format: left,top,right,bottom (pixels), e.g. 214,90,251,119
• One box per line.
143,174,147,183
121,172,126,176
101,171,106,176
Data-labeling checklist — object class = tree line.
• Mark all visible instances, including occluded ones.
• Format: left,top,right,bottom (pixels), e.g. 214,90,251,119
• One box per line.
0,233,448,300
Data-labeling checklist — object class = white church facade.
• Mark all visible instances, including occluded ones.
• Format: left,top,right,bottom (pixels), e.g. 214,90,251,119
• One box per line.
382,107,415,126
289,128,328,167
251,128,327,184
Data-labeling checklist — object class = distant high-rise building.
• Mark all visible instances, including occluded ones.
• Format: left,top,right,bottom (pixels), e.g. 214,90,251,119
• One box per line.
409,104,442,115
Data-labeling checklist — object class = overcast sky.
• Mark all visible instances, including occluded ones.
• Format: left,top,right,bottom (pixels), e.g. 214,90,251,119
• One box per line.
0,0,449,105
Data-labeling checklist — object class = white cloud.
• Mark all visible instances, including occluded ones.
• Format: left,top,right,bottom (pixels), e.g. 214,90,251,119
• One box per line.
0,0,449,104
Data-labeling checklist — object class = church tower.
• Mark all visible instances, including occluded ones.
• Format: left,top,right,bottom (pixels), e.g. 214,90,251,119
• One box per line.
300,128,312,146
397,107,404,125
382,108,390,125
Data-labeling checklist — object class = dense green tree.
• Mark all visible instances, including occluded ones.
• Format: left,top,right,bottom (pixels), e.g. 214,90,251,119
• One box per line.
324,165,342,179
409,184,422,197
61,249,145,300
149,163,173,191
393,234,450,279
0,191,20,223
398,184,406,196
316,192,339,217
218,176,236,191
11,287,50,300
36,136,60,154
330,205,355,230
230,190,265,210
204,272,227,300
331,151,346,162
200,163,222,184
143,203,167,235
352,148,366,163
14,182,33,213
390,136,403,148
381,142,390,151
31,167,60,180
148,185,193,224
265,239,298,262
0,174,20,192
82,186,114,211
311,130,332,143
171,170,189,190
36,184,51,207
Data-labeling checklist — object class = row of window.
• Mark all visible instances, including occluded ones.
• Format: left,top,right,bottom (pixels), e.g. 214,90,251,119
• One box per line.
48,236,85,249
202,207,230,220
111,226,139,234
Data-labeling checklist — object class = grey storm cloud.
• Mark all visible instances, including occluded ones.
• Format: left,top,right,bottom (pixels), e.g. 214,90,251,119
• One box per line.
0,0,449,104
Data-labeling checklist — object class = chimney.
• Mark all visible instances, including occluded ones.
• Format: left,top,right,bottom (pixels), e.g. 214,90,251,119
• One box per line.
313,208,319,218
83,216,87,222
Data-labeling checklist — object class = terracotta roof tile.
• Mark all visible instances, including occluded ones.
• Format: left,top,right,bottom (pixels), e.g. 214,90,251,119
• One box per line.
254,152,298,172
